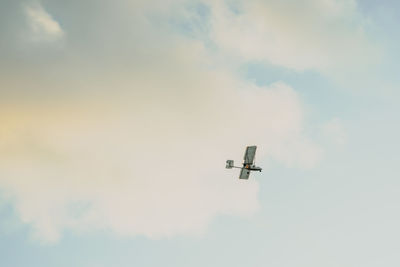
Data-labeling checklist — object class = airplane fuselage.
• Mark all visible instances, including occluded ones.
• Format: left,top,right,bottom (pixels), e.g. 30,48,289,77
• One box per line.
243,164,262,172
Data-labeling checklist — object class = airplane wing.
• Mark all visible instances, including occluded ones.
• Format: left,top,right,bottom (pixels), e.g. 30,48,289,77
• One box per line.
239,168,250,179
243,146,257,165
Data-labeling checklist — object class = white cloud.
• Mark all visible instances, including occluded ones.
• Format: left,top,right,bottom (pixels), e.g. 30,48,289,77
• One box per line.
0,64,320,243
0,0,325,243
24,2,64,43
206,0,380,75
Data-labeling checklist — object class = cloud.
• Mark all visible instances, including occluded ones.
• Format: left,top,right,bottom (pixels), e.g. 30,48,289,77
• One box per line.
206,0,380,75
0,65,320,243
0,0,323,243
23,1,64,43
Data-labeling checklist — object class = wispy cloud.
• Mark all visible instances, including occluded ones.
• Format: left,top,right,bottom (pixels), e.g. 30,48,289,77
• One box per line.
23,2,64,43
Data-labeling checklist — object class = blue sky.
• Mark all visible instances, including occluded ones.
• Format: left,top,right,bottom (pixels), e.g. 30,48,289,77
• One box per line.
1,0,400,266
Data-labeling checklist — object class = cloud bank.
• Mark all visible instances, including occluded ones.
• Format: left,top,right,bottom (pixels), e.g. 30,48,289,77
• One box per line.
0,0,375,242
0,68,319,242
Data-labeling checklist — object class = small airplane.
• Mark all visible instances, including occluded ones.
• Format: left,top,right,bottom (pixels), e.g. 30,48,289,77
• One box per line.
226,146,262,179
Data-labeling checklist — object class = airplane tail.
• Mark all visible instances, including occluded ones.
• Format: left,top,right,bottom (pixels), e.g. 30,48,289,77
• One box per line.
226,160,234,169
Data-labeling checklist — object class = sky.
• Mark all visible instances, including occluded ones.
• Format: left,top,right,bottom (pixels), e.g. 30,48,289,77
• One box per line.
0,0,400,266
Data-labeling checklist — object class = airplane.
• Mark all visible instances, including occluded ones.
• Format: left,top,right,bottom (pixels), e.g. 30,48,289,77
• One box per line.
226,146,262,179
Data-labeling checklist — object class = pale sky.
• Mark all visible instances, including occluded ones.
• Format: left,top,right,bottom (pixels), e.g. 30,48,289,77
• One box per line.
1,0,400,266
